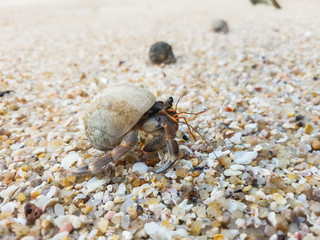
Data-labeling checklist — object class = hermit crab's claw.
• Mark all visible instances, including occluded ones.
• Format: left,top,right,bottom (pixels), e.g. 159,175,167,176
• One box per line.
155,138,179,173
155,161,173,173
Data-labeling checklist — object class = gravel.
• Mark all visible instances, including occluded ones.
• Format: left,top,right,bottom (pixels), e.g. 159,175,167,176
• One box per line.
1,0,320,239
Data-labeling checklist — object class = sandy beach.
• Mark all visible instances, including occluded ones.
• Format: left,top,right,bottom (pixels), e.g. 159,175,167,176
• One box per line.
1,0,320,239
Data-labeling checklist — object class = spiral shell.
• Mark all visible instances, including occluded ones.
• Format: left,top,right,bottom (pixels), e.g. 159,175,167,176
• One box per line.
84,84,156,150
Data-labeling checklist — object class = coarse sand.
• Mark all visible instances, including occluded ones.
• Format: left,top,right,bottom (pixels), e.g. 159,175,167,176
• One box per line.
1,0,320,239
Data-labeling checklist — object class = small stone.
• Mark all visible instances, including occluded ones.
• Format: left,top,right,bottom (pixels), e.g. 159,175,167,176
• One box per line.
30,179,43,187
191,158,199,167
224,169,242,176
48,139,64,149
30,191,40,199
281,209,294,222
268,212,277,227
194,204,206,218
54,204,65,216
199,189,209,200
190,220,202,236
59,222,73,233
296,142,309,157
128,206,138,219
311,140,320,150
54,215,81,229
122,231,133,240
112,235,120,240
213,234,224,240
105,211,117,220
230,165,246,171
18,192,26,202
149,41,176,64
51,232,69,240
176,169,189,178
273,193,286,205
243,136,259,145
82,204,94,215
131,178,141,188
212,19,229,34
144,222,159,236
221,230,239,239
224,188,234,198
234,151,258,165
191,170,200,178
217,212,231,225
207,203,222,219
83,178,107,194
311,202,320,214
304,123,314,134
243,185,252,192
132,162,148,174
0,185,18,198
24,203,43,225
145,198,160,205
21,237,36,240
59,177,70,187
133,228,148,239
1,202,16,213
11,223,30,236
104,201,115,211
61,151,80,169
264,225,276,237
114,196,125,203
117,183,126,195
63,135,72,143
98,218,109,233
313,189,320,201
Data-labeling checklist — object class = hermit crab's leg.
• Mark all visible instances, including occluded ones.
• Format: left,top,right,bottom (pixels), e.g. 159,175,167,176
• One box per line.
143,135,166,152
74,130,138,176
140,115,179,173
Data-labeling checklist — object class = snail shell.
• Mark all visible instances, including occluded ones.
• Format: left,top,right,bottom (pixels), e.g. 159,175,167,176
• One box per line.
84,84,156,150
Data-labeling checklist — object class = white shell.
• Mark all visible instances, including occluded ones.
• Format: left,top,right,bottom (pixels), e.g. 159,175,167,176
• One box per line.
84,84,156,150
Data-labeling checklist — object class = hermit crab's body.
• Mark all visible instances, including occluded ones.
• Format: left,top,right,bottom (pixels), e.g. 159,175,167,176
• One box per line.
75,84,179,175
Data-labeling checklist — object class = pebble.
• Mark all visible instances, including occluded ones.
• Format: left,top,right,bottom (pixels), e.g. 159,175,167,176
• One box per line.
54,204,65,216
224,169,242,176
61,151,80,169
212,19,229,34
230,132,242,144
0,185,18,198
122,231,133,240
311,140,320,150
234,151,258,165
176,169,189,178
1,202,16,213
98,218,109,233
54,215,81,229
82,204,94,214
50,232,69,240
128,206,138,219
17,192,26,202
83,178,107,194
105,211,117,220
230,164,246,171
59,222,73,233
132,162,148,174
304,123,314,134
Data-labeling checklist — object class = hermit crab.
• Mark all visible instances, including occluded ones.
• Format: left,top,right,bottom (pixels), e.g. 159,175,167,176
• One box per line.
149,41,176,64
75,84,182,175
